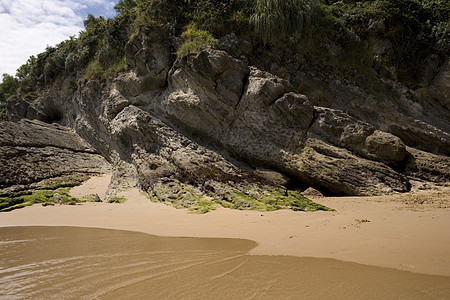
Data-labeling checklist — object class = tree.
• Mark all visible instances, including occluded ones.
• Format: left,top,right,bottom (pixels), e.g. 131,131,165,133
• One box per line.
0,74,19,102
114,0,138,13
83,14,106,31
0,74,19,121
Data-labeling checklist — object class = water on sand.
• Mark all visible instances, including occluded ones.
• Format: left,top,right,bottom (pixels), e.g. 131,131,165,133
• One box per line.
1,226,449,299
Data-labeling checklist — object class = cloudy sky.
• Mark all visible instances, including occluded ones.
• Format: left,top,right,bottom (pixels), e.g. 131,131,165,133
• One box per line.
0,0,119,76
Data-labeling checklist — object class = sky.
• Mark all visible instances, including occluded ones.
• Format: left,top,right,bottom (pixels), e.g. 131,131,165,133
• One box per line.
0,0,119,76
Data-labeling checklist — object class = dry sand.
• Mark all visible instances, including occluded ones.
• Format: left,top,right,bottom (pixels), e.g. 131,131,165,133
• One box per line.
1,174,449,276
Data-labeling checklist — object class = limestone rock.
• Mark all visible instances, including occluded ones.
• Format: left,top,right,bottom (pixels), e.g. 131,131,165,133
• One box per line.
402,147,450,183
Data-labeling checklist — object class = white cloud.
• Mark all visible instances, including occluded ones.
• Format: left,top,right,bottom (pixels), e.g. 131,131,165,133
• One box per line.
0,0,118,76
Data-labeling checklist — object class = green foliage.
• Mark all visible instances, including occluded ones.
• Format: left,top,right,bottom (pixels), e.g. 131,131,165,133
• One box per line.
215,33,240,54
328,0,449,84
82,61,104,81
133,0,190,32
177,24,214,56
382,0,449,80
115,0,138,13
9,0,446,97
187,0,254,36
188,198,217,214
125,0,252,38
251,0,320,45
14,11,130,92
0,74,19,100
0,74,19,120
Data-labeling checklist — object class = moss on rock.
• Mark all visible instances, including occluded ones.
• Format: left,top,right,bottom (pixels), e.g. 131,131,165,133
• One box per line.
150,180,333,213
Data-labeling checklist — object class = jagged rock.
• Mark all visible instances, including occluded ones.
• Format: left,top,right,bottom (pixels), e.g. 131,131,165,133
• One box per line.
286,138,410,195
7,98,47,122
164,49,249,136
253,169,289,187
0,119,96,152
364,130,406,163
389,120,450,156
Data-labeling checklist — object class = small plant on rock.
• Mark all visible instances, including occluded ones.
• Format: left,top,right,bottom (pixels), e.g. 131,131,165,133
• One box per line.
177,24,214,56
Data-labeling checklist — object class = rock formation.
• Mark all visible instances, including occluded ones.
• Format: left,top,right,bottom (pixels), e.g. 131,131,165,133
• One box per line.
3,46,449,201
0,119,110,190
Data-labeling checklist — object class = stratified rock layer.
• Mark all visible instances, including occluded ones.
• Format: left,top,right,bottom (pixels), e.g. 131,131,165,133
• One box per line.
0,119,110,189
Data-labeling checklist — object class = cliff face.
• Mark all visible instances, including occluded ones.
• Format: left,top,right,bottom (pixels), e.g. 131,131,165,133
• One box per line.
4,29,449,201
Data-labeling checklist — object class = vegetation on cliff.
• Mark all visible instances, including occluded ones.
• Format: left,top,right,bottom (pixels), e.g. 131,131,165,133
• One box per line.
0,0,447,116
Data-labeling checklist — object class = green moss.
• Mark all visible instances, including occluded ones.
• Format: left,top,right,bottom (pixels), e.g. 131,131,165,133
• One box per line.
0,187,79,212
188,198,217,214
151,182,211,212
150,181,333,214
221,185,334,212
107,196,127,203
39,179,84,190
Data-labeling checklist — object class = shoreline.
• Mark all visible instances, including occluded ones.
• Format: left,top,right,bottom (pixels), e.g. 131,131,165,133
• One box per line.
1,175,449,277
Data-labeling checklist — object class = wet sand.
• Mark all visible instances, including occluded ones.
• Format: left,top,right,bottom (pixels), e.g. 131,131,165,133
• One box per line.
1,226,450,299
0,174,449,278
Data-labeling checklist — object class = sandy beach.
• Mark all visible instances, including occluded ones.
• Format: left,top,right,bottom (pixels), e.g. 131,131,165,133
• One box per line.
1,174,450,277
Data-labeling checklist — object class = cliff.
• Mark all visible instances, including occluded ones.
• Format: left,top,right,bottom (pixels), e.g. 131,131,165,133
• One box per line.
1,1,449,211
4,46,449,202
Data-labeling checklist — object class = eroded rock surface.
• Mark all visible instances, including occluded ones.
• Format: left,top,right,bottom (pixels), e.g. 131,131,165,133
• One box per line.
4,49,449,198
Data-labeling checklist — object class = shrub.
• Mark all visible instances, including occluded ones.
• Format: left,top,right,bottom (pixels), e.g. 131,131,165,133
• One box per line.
177,24,214,56
82,61,103,81
188,0,253,36
250,0,320,45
